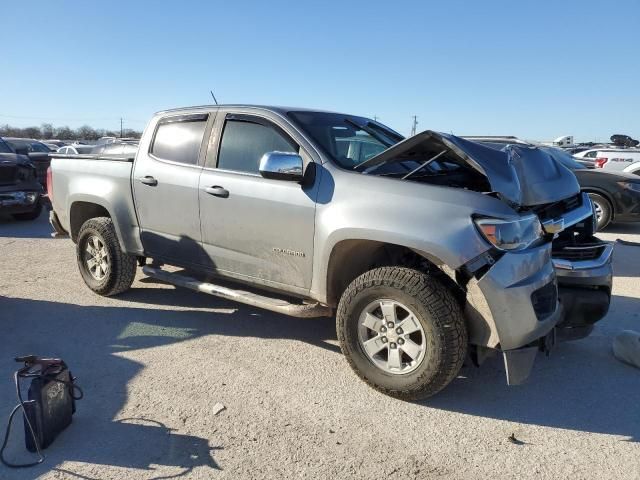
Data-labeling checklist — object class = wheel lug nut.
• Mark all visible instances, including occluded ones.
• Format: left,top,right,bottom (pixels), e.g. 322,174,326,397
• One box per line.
381,337,388,343
398,338,405,345
396,327,403,334
387,322,394,328
380,326,387,333
390,342,397,349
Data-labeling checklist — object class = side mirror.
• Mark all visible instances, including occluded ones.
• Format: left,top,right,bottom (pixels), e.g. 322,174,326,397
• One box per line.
259,152,304,182
14,147,29,156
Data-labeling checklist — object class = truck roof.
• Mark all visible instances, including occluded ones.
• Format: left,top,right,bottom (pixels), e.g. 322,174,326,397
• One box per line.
155,104,343,116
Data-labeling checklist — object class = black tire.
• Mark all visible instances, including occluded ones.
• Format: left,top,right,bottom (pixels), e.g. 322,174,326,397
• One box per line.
588,193,612,231
11,201,42,221
76,217,137,296
336,267,467,400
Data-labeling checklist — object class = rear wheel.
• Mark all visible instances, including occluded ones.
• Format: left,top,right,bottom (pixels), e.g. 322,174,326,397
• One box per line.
588,193,612,231
336,267,467,400
76,217,137,296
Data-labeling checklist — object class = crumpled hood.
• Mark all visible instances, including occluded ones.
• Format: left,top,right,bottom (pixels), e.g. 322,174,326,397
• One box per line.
361,131,581,207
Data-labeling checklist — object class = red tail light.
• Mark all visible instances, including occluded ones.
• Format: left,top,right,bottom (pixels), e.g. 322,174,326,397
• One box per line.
46,166,53,201
594,157,608,168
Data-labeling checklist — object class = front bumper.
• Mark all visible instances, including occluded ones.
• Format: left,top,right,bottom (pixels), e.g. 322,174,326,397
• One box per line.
553,242,613,340
0,190,41,214
466,242,562,352
464,239,613,384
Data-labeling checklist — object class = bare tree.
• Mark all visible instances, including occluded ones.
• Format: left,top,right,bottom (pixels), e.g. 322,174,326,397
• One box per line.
41,123,54,139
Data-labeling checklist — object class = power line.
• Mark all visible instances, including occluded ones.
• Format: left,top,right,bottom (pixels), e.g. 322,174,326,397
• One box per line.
0,113,147,125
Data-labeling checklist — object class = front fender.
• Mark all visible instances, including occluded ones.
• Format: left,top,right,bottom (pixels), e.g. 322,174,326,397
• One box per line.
309,165,517,302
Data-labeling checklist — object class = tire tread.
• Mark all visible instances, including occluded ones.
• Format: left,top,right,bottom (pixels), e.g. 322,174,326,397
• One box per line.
76,217,136,296
336,266,467,400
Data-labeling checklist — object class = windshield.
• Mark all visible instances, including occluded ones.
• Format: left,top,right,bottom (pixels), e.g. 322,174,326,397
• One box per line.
287,111,403,169
0,138,13,154
30,141,50,153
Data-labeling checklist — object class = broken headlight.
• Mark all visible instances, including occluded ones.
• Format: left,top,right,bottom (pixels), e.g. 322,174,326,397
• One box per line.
474,215,543,251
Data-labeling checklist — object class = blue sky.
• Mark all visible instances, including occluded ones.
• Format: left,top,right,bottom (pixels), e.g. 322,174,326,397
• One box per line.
1,0,638,141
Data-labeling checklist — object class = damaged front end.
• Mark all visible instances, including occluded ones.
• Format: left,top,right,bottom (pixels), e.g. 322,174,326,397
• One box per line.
361,132,613,385
464,192,612,384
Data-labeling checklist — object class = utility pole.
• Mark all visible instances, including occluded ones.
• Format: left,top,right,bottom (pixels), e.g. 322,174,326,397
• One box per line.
410,115,418,136
120,118,123,138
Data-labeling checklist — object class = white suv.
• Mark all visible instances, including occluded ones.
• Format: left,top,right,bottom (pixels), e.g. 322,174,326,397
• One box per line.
574,148,640,171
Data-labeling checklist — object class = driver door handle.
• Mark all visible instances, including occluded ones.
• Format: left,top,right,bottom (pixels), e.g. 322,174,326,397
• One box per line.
138,176,158,186
204,186,229,198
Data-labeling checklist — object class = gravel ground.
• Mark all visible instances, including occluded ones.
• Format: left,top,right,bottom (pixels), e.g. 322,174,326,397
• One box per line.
1,212,639,480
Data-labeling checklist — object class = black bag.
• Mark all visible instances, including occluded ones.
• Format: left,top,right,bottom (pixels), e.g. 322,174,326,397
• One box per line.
1,356,83,468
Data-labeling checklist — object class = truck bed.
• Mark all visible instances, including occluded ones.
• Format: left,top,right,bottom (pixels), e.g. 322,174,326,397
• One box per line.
49,153,135,162
49,154,144,254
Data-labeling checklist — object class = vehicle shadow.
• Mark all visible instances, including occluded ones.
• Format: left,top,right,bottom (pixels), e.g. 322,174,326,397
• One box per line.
423,293,640,442
604,222,640,235
0,210,53,239
117,284,340,354
0,296,234,479
610,242,640,279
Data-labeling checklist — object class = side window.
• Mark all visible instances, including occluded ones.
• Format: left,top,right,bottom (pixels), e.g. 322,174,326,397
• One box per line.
217,119,297,174
585,151,597,158
151,117,208,165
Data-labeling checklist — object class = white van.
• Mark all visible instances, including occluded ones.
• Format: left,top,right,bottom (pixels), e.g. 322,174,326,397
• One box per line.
574,148,640,171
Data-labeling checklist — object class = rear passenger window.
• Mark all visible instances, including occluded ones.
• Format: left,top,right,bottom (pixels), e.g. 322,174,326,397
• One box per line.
151,117,208,165
217,120,297,174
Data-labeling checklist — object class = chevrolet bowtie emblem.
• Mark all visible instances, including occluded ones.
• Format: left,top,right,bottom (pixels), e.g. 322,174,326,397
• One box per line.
542,218,565,234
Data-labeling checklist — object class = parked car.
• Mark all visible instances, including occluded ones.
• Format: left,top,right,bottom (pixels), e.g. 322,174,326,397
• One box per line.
42,143,61,152
49,105,611,399
470,137,640,230
623,162,640,176
89,141,139,155
0,137,43,220
574,148,640,171
3,137,51,188
43,140,68,148
57,145,97,155
548,149,640,230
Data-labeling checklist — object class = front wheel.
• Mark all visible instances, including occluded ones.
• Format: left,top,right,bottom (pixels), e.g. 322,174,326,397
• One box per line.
588,193,612,231
336,267,467,400
76,217,137,296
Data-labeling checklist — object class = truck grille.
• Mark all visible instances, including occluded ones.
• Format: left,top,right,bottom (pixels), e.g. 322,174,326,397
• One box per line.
531,281,558,320
0,166,17,185
534,194,582,222
552,243,606,262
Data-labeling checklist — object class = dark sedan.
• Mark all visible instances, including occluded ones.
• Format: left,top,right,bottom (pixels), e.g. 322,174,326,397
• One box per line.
551,151,640,230
474,139,640,231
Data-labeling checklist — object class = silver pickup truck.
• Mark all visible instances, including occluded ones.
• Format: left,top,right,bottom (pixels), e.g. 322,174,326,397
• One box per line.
49,105,613,399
